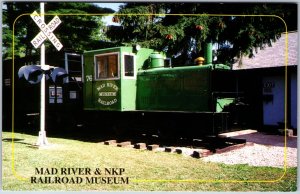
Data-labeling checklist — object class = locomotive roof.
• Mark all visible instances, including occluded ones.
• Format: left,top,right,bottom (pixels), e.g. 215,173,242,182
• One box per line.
83,46,153,54
83,46,123,54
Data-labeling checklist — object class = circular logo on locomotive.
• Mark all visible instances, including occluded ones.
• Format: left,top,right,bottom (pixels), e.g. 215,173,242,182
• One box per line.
97,83,119,106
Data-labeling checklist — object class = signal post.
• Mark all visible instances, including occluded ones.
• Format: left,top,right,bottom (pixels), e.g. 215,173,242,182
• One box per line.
30,3,63,147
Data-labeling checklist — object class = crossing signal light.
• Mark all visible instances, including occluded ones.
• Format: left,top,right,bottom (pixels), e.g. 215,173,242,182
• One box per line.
50,67,68,84
18,65,43,84
18,65,68,84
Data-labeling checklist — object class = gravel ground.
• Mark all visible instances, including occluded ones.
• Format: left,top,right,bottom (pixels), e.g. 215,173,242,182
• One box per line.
202,130,298,168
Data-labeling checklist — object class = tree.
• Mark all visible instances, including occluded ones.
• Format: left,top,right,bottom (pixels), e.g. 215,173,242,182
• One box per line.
107,2,297,66
2,3,39,59
45,2,114,52
2,2,114,59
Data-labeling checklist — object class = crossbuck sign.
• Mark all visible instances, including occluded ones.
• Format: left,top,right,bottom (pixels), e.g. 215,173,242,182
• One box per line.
30,11,63,51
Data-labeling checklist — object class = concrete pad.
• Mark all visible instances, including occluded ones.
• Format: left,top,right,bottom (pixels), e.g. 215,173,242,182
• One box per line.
218,129,257,138
104,140,117,145
175,148,182,154
192,149,212,158
147,144,159,151
165,147,175,152
117,141,131,147
215,143,246,154
134,143,147,149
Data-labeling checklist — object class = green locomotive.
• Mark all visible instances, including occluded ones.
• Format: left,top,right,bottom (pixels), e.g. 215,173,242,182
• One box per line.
83,44,241,137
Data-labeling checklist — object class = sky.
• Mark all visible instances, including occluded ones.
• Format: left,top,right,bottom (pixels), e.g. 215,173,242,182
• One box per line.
94,3,124,26
95,3,123,12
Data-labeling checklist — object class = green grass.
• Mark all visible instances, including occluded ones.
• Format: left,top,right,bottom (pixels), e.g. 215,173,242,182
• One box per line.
2,131,297,191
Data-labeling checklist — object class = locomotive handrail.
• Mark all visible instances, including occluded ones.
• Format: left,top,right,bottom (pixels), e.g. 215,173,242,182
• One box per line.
69,75,83,90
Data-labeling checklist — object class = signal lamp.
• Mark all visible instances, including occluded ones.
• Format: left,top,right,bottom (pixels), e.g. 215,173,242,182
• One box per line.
50,67,68,83
18,65,68,84
18,65,43,84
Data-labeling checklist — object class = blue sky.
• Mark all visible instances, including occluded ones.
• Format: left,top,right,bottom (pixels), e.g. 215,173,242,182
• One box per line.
95,3,124,26
95,3,124,12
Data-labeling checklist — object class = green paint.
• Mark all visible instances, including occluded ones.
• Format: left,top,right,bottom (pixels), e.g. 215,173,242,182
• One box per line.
83,46,232,113
204,42,212,65
83,47,154,111
149,52,164,68
137,65,212,111
216,98,235,113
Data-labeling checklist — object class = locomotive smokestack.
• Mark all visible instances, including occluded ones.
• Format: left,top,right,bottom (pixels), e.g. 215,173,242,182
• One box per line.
204,42,212,65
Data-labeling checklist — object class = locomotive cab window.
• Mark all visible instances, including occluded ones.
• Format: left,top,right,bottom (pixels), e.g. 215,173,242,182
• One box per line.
95,53,119,79
124,54,135,77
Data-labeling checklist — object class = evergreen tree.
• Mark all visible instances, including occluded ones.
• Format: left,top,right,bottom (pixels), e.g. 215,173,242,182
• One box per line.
2,2,114,59
107,3,297,66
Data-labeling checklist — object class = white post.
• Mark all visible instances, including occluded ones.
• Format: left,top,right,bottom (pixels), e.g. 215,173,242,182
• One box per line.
36,2,49,146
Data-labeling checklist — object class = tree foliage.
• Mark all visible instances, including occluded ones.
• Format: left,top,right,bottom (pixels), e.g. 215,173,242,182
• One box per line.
107,3,297,66
2,3,39,59
2,2,114,59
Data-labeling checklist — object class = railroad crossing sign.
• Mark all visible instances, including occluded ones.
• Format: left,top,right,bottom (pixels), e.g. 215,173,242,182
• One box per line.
30,11,63,51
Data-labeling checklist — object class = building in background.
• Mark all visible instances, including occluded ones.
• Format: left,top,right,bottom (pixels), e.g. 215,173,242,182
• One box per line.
232,31,297,132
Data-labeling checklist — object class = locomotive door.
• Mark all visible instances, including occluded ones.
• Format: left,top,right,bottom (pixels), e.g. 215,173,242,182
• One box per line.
92,52,121,111
120,53,137,111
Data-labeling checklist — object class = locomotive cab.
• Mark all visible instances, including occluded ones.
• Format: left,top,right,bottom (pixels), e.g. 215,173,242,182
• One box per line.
83,47,154,111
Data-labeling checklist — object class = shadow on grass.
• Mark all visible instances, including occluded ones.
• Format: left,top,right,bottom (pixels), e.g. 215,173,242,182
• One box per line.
2,138,34,146
2,138,24,142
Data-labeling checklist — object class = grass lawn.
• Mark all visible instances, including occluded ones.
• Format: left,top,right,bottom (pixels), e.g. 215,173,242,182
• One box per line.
2,131,297,191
